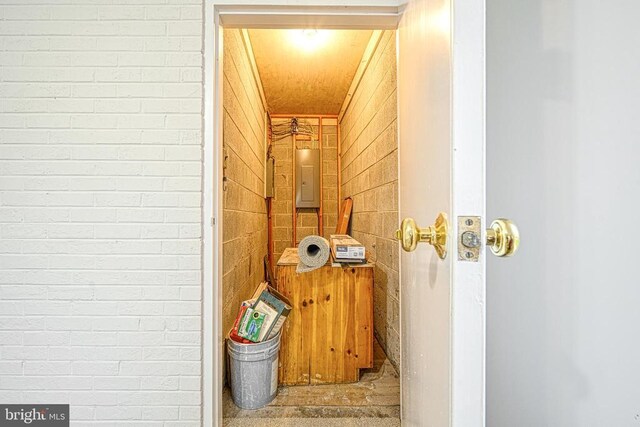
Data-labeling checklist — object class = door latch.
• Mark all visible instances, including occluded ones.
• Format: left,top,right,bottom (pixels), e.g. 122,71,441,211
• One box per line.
458,216,481,262
458,216,521,261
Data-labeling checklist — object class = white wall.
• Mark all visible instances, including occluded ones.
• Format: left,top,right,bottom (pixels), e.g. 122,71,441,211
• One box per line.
487,1,640,425
0,2,203,424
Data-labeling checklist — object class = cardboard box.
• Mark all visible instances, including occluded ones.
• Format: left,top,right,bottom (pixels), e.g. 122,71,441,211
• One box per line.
330,234,366,261
331,256,368,265
251,282,269,300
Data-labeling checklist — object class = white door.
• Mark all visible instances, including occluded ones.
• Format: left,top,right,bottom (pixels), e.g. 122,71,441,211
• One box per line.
486,1,640,425
397,0,487,425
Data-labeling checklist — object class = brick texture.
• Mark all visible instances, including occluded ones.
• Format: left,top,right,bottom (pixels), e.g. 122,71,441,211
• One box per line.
271,119,338,264
339,31,399,369
0,2,203,424
221,29,267,336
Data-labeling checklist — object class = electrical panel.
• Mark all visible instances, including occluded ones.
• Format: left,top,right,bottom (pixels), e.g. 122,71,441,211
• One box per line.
295,149,320,208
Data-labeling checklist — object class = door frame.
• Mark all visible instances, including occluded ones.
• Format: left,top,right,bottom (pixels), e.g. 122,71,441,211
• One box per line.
202,3,403,425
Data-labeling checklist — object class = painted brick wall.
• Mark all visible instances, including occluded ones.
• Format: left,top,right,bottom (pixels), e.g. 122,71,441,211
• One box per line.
339,31,399,369
0,2,203,425
221,29,267,336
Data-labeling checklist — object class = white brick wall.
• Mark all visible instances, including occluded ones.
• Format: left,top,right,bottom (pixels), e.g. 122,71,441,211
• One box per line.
0,1,203,425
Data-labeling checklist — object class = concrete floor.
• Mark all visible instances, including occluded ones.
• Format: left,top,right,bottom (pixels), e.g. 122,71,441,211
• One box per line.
223,339,400,426
224,419,400,427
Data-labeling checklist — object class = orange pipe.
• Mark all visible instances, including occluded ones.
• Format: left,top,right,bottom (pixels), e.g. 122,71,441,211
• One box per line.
266,117,274,269
267,197,273,268
318,116,324,237
292,133,297,247
337,121,342,216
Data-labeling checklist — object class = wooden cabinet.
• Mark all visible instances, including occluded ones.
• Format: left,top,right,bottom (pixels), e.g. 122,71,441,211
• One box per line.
276,248,373,385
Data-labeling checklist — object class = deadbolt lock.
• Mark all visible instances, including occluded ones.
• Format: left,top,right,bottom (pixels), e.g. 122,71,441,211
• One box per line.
395,212,448,259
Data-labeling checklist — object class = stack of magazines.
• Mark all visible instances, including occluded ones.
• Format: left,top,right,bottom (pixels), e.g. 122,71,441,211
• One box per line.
229,282,292,344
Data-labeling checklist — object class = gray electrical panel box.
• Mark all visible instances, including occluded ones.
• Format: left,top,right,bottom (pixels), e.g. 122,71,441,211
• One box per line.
295,149,320,208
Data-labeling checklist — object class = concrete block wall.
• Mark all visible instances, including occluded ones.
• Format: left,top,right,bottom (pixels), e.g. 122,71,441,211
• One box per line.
292,131,318,245
321,121,339,238
0,1,203,425
271,130,293,262
339,31,399,368
271,119,338,264
221,29,267,335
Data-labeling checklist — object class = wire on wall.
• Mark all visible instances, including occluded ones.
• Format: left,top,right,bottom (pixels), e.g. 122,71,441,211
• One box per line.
271,117,316,141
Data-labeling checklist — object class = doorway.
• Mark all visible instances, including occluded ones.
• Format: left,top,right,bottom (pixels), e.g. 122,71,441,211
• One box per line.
204,2,488,426
219,27,400,424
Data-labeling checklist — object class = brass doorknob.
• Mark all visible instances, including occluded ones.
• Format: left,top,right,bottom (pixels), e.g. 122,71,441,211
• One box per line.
486,219,520,257
395,212,449,259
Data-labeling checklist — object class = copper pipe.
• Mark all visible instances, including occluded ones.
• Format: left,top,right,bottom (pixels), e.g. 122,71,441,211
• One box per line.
266,116,274,269
267,197,273,268
318,116,324,237
337,120,342,217
292,133,297,247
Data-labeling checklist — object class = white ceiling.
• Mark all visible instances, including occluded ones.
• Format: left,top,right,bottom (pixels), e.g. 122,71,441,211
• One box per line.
248,29,373,115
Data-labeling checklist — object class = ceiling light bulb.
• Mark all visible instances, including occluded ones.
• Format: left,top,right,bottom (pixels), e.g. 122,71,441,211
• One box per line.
303,29,318,39
289,29,330,52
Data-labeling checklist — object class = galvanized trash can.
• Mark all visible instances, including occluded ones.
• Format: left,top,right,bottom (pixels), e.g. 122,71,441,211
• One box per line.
227,331,282,409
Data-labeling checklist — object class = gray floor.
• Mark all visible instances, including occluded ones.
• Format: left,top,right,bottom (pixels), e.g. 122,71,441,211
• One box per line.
223,339,401,426
225,418,401,427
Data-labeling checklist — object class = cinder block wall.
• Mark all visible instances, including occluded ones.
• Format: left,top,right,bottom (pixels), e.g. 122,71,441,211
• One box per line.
271,119,338,264
271,131,294,261
0,2,203,424
339,31,399,368
221,29,267,334
321,121,339,237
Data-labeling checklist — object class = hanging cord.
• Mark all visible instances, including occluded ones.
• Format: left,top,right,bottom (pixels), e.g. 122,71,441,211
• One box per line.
272,117,316,141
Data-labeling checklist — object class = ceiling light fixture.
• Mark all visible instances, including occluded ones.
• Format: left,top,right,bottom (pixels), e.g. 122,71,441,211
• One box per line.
289,29,331,52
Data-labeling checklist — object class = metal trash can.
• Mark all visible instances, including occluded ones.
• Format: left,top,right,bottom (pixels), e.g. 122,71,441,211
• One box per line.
227,331,281,409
